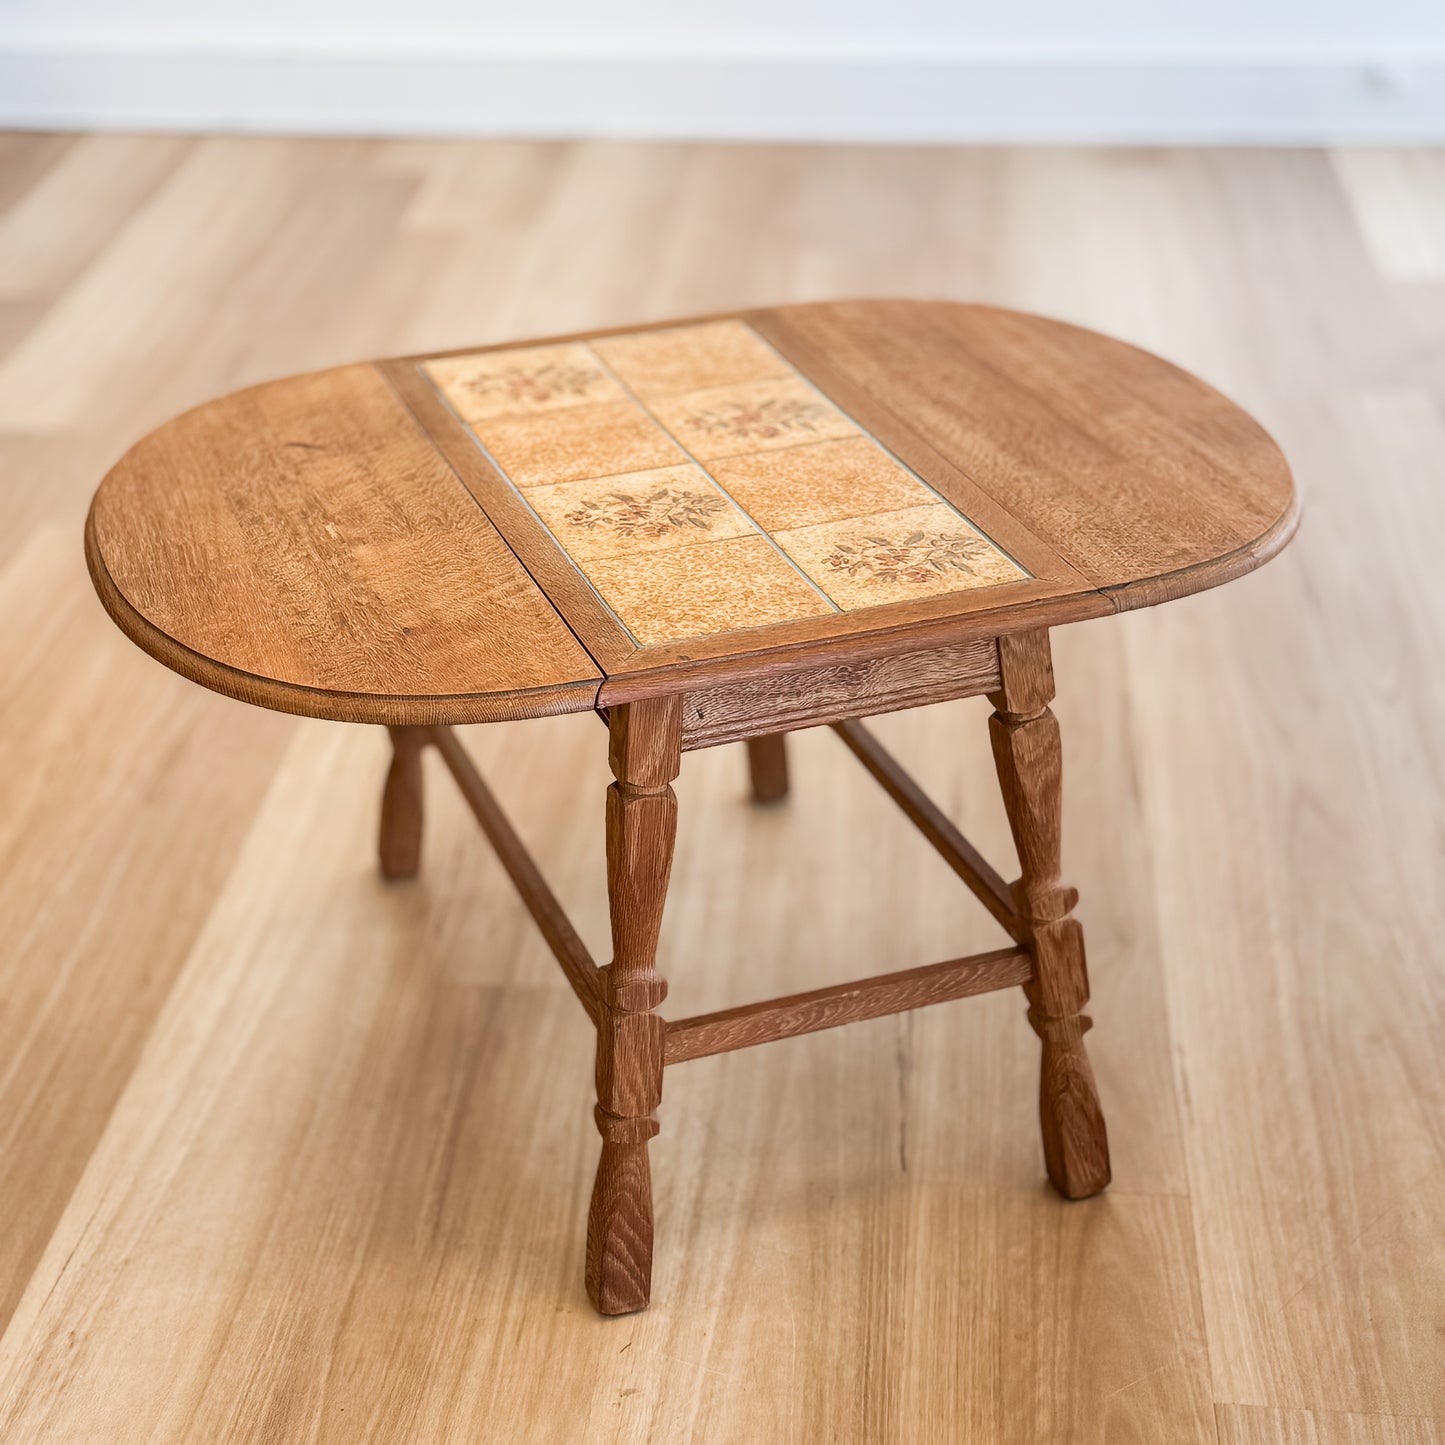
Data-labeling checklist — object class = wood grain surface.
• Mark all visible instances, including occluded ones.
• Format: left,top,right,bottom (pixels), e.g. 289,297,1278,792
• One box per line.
588,696,682,1313
0,135,1439,1442
87,299,1295,721
752,300,1301,607
664,946,1032,1064
680,635,1002,749
87,362,604,722
390,297,1297,701
989,630,1111,1198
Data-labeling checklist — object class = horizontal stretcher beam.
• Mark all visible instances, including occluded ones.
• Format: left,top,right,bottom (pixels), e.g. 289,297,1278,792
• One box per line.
831,718,1024,944
663,946,1032,1065
428,726,602,1023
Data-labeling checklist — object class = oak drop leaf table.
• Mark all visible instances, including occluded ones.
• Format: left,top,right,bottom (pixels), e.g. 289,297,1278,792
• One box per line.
86,301,1298,1315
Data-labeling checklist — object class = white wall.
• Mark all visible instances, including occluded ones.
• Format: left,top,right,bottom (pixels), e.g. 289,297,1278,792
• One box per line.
3,0,1441,57
1,0,1442,141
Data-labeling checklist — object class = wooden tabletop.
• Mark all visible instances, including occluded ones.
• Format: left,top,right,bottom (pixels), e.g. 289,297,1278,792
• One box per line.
86,300,1297,723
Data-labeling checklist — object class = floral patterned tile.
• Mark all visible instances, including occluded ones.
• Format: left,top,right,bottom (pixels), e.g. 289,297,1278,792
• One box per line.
425,343,624,423
774,503,1028,611
708,436,931,532
525,466,755,562
583,535,834,645
422,323,1032,643
591,320,792,400
474,400,685,489
649,377,860,461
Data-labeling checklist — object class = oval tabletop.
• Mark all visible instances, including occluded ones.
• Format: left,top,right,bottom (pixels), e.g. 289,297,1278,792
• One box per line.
87,300,1297,724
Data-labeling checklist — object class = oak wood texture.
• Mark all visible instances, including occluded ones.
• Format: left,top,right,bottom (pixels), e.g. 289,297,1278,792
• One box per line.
387,659,1071,1310
381,356,639,679
79,168,1291,1317
377,650,1058,1312
399,298,1296,704
680,635,1002,750
86,364,604,723
749,302,1301,616
4,134,1437,1441
587,697,682,1314
665,946,1032,1064
989,630,1111,1198
87,300,1295,722
397,315,1101,694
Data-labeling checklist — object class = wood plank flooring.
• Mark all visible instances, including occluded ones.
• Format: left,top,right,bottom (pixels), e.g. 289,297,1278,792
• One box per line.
0,135,1440,1442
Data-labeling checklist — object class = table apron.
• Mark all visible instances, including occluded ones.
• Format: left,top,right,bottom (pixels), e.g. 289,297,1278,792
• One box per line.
674,635,1003,751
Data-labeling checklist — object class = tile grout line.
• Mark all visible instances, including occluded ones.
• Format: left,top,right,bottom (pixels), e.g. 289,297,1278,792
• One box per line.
745,323,1034,579
428,322,1029,646
412,363,644,650
579,338,845,615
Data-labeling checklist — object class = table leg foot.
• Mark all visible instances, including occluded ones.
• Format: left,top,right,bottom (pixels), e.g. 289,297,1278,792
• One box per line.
379,725,426,880
586,1118,659,1315
1027,921,1111,1199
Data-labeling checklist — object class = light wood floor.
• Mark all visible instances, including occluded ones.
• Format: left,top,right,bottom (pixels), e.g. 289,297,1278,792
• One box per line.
0,134,1441,1443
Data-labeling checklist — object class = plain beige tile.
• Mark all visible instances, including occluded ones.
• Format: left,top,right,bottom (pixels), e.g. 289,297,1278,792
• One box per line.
473,398,685,488
709,435,932,532
592,319,792,399
582,533,834,644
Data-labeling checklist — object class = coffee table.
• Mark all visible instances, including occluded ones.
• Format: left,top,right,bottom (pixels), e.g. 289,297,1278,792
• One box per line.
85,300,1298,1315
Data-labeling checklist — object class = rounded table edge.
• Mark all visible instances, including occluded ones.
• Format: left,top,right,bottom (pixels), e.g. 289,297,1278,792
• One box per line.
84,502,603,727
1101,485,1301,614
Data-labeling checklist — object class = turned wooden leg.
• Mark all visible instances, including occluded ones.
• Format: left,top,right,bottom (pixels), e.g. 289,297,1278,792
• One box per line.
587,695,681,1314
989,631,1111,1199
379,725,427,880
745,733,789,803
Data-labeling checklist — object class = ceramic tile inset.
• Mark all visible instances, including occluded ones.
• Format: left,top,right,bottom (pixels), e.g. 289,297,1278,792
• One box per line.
650,376,860,461
585,535,833,646
425,343,623,423
592,320,791,400
776,503,1028,611
473,400,685,488
524,467,754,562
708,437,929,532
422,320,1031,645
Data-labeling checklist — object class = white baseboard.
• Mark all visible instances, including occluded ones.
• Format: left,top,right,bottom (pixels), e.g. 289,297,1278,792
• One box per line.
0,50,1442,143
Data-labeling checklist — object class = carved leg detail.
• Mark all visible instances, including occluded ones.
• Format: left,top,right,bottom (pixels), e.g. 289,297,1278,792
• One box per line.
989,632,1110,1200
379,725,427,880
745,734,789,803
587,696,681,1315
